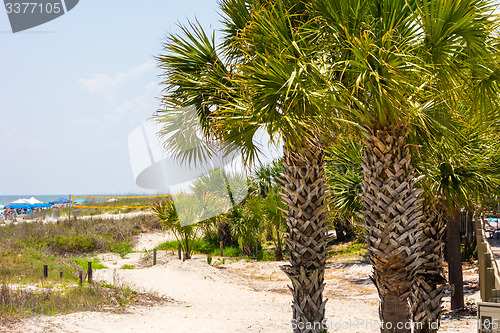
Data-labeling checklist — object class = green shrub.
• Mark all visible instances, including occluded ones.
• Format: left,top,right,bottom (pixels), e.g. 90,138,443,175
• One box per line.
109,242,133,257
157,239,242,257
156,240,178,251
222,246,242,257
329,241,367,258
73,257,107,270
49,235,97,253
260,249,276,261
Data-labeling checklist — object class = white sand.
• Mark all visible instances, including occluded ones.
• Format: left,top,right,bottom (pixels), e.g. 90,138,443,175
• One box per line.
133,231,175,252
4,241,480,333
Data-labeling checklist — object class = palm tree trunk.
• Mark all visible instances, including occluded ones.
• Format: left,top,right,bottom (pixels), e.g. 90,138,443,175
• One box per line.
360,125,423,333
219,173,240,248
276,230,284,261
279,137,329,333
446,207,464,310
412,203,447,333
218,220,238,247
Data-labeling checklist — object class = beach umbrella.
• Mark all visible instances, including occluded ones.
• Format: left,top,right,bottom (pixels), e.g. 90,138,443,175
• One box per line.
73,199,87,204
11,198,30,204
50,198,69,204
33,203,52,208
27,197,43,204
8,204,31,209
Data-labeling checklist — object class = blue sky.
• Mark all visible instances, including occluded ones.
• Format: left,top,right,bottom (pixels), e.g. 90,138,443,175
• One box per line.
0,1,222,195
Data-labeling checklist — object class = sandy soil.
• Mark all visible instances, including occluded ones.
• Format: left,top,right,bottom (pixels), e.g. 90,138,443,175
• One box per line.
133,231,175,252
2,238,480,333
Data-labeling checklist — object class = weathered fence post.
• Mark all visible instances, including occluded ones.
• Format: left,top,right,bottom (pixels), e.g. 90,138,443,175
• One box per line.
60,271,63,279
153,248,157,266
479,239,487,300
87,262,92,283
43,265,48,279
220,241,223,257
68,194,72,220
487,266,495,302
79,271,83,286
178,244,181,260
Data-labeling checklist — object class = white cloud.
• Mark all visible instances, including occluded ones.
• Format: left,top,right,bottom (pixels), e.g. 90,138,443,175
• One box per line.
79,60,156,93
72,117,106,128
115,82,161,116
0,122,48,150
69,82,161,145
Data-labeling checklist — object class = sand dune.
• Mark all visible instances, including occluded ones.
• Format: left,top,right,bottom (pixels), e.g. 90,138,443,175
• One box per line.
5,237,479,333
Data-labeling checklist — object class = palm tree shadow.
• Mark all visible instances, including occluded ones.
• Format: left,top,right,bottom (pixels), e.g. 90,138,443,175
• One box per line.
351,277,373,285
326,262,370,269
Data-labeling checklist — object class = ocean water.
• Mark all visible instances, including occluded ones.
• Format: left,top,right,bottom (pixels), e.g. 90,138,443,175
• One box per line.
0,193,169,206
0,195,69,206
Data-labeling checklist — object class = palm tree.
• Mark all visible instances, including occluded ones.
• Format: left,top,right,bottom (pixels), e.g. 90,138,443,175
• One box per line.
251,160,283,198
325,137,363,242
191,169,247,247
151,193,223,259
156,2,334,330
262,187,288,260
410,119,500,332
155,1,499,332
314,1,499,330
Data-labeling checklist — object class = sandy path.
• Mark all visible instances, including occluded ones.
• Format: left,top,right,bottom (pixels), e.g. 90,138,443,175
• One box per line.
8,255,292,333
4,242,480,333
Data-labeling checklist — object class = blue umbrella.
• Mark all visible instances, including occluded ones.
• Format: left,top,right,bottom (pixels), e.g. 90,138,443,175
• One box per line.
34,203,53,208
50,198,70,204
8,204,31,209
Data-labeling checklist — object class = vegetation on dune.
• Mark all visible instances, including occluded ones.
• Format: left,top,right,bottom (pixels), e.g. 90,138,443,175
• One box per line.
156,239,242,258
4,1,500,330
0,215,161,282
0,215,165,320
0,282,153,320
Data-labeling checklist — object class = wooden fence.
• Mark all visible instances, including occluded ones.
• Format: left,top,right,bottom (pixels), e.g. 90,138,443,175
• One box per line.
477,220,500,302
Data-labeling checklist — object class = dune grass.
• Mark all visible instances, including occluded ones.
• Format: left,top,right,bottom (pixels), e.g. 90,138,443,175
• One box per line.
0,214,161,283
0,281,166,320
157,239,242,258
328,240,367,259
0,214,164,320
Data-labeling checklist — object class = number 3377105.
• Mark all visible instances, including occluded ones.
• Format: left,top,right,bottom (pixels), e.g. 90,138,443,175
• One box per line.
5,2,62,14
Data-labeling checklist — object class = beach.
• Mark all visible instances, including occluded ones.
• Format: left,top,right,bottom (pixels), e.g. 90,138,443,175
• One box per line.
3,231,479,333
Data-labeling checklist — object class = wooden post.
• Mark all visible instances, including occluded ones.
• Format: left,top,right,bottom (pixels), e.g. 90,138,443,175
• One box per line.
487,267,495,302
492,289,500,303
220,241,223,257
255,240,258,260
60,271,63,279
79,271,83,286
43,265,48,279
178,244,181,260
153,248,157,266
68,194,72,220
479,240,486,301
87,262,92,283
485,252,493,302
